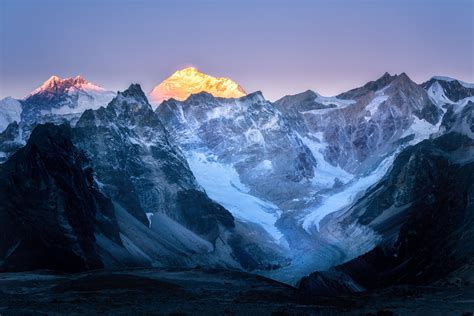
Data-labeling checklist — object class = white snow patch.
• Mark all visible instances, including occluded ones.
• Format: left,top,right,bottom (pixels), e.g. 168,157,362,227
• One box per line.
186,151,284,241
297,132,353,188
244,128,265,145
301,154,395,233
402,117,439,145
146,212,154,228
427,81,453,107
51,90,115,115
365,93,388,117
257,159,273,171
0,97,22,132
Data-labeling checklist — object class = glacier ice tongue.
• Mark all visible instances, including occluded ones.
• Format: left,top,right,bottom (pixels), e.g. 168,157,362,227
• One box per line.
186,151,284,242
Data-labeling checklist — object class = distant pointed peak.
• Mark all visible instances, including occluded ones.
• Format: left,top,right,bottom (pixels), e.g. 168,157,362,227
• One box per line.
73,75,87,84
375,72,395,82
120,83,148,102
300,89,319,98
372,72,413,88
109,83,151,114
46,75,61,82
390,72,414,86
397,72,410,80
28,75,108,97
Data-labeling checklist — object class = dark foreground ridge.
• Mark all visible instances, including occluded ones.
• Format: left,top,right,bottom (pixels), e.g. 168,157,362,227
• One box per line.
0,267,473,315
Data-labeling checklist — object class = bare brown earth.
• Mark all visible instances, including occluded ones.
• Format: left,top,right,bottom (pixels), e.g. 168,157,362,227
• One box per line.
0,268,473,315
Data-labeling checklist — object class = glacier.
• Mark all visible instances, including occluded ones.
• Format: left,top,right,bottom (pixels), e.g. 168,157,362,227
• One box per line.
186,151,285,242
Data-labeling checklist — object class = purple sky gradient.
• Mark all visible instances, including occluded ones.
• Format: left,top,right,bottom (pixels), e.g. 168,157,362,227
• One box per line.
0,0,473,100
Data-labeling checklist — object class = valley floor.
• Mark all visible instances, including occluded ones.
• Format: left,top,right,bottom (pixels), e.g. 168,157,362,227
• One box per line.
1,268,473,315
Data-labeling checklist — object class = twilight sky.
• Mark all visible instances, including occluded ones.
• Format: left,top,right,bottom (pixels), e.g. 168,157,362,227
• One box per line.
0,0,473,100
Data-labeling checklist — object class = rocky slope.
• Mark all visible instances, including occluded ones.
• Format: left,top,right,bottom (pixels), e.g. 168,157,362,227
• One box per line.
275,72,442,175
0,124,123,272
300,131,474,295
0,84,287,273
157,91,316,209
154,73,455,283
422,76,474,105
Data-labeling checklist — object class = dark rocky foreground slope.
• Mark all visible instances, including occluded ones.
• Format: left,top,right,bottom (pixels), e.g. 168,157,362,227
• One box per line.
0,267,473,315
0,124,123,272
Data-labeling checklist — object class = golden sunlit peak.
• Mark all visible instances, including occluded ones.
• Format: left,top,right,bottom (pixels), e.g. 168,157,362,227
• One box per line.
177,66,198,72
170,67,201,77
149,67,247,104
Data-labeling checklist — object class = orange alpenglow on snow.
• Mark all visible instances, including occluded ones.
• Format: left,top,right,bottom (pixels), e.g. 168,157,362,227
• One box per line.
149,67,247,105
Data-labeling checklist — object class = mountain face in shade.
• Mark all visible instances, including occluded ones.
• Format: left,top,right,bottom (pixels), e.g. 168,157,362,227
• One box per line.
422,76,474,104
149,67,246,105
21,75,116,123
1,85,285,270
0,71,473,290
155,72,472,284
157,91,316,209
274,72,442,174
156,91,322,268
439,101,474,137
72,84,287,270
0,123,123,272
299,132,474,296
0,97,22,133
73,84,233,236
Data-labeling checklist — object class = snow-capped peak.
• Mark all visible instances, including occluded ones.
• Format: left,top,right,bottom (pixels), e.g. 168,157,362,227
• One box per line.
430,76,474,89
149,66,247,106
21,75,116,120
29,75,108,97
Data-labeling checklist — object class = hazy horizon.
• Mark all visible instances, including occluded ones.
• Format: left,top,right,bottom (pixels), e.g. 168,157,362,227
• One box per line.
1,0,473,100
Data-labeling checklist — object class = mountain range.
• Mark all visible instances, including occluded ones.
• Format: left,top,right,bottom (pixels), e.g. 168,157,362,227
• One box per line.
0,68,473,302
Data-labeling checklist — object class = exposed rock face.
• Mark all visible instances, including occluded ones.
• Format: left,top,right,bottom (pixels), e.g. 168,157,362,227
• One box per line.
0,124,122,272
149,67,246,105
0,84,287,273
154,74,452,283
156,91,317,209
422,76,474,103
300,132,474,294
275,72,442,174
438,101,474,138
73,84,234,240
